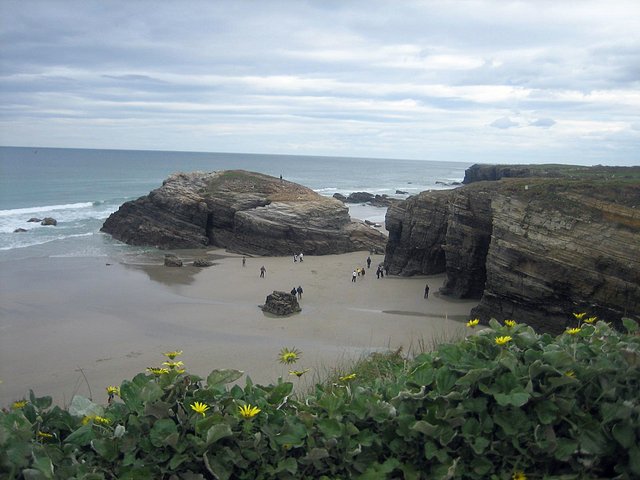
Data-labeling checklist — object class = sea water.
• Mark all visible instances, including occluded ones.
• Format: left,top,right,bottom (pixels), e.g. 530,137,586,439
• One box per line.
0,146,471,263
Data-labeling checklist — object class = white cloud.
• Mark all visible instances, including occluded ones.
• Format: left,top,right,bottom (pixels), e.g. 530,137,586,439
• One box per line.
490,117,519,129
0,0,639,165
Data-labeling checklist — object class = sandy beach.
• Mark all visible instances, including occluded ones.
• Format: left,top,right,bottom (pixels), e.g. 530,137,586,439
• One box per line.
0,249,477,407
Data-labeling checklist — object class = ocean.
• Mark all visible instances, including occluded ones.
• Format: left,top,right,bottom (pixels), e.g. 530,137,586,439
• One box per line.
0,146,471,263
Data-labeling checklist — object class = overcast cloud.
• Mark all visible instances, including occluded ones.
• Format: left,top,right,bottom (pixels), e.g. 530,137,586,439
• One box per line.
1,0,638,165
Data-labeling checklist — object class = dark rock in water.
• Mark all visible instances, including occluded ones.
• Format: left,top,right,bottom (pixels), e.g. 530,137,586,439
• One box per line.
345,192,398,207
332,193,347,202
27,218,41,223
101,170,386,255
385,164,640,334
261,290,301,316
14,228,28,233
164,254,183,267
41,217,57,226
346,192,375,203
192,258,214,267
395,190,408,195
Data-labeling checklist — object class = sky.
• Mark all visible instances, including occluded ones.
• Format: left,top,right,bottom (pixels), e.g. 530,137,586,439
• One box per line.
1,0,639,165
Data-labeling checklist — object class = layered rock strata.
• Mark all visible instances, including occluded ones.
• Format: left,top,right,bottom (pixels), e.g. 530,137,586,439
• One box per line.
102,170,386,255
385,173,640,333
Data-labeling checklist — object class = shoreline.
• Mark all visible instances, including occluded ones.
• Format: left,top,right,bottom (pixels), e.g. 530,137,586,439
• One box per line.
0,249,477,407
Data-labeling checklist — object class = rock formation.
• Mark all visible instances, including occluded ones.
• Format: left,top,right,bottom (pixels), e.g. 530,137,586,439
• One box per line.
41,217,57,226
261,291,301,316
385,166,640,333
102,170,386,255
164,254,183,267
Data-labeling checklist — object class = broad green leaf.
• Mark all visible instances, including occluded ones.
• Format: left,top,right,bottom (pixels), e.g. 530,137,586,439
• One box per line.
554,438,578,460
206,423,233,445
622,317,639,333
318,418,343,438
64,424,95,446
92,438,119,462
273,417,307,447
149,418,179,448
612,422,635,448
275,457,298,474
68,395,103,418
471,436,490,455
493,391,530,407
206,369,244,389
268,381,294,404
435,367,457,393
456,368,493,386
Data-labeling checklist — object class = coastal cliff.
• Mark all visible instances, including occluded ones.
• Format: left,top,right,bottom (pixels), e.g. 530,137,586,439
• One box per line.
102,170,386,255
385,166,640,333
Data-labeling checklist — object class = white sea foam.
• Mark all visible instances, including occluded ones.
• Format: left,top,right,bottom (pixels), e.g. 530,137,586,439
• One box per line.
0,202,94,217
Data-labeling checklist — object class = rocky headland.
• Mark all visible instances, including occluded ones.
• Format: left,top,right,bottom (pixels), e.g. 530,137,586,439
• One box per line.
385,164,640,333
101,170,386,255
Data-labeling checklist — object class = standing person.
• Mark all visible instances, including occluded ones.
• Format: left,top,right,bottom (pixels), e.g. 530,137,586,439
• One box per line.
260,266,266,278
291,287,297,296
424,283,430,299
352,270,357,282
296,285,303,299
299,252,304,262
361,267,366,278
367,256,371,269
242,256,246,267
376,266,381,279
293,254,298,263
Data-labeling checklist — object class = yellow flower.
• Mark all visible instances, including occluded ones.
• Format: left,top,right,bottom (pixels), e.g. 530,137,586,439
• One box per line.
106,386,120,396
176,368,186,374
162,360,184,369
278,347,301,365
82,415,111,425
37,431,54,439
495,336,512,346
584,316,597,324
504,319,517,327
238,404,261,419
163,350,183,360
190,401,209,417
565,370,575,377
466,318,480,328
512,471,527,480
11,400,27,409
147,367,170,375
572,312,586,320
339,373,357,382
289,368,310,377
566,327,581,335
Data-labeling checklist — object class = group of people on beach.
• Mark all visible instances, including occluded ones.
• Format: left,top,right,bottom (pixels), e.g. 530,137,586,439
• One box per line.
351,255,390,282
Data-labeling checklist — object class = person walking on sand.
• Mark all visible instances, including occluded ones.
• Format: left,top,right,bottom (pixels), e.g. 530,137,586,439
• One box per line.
242,256,246,267
293,254,298,263
297,285,303,299
424,283,430,299
299,252,304,262
260,265,266,278
352,270,357,282
291,287,297,296
367,256,371,269
376,266,381,279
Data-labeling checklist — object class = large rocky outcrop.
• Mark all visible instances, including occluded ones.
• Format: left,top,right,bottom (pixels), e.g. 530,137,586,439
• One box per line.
101,170,386,255
385,168,640,333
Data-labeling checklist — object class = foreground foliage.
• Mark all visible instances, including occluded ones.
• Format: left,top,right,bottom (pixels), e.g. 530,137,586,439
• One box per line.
2,317,639,479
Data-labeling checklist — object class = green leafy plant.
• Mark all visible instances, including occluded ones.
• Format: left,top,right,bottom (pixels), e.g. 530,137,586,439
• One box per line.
2,317,639,479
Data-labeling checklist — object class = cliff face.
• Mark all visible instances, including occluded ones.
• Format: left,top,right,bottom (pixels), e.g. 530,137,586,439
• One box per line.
102,170,386,255
385,173,640,333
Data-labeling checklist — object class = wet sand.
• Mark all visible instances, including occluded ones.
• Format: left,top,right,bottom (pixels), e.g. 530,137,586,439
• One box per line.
0,250,477,406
